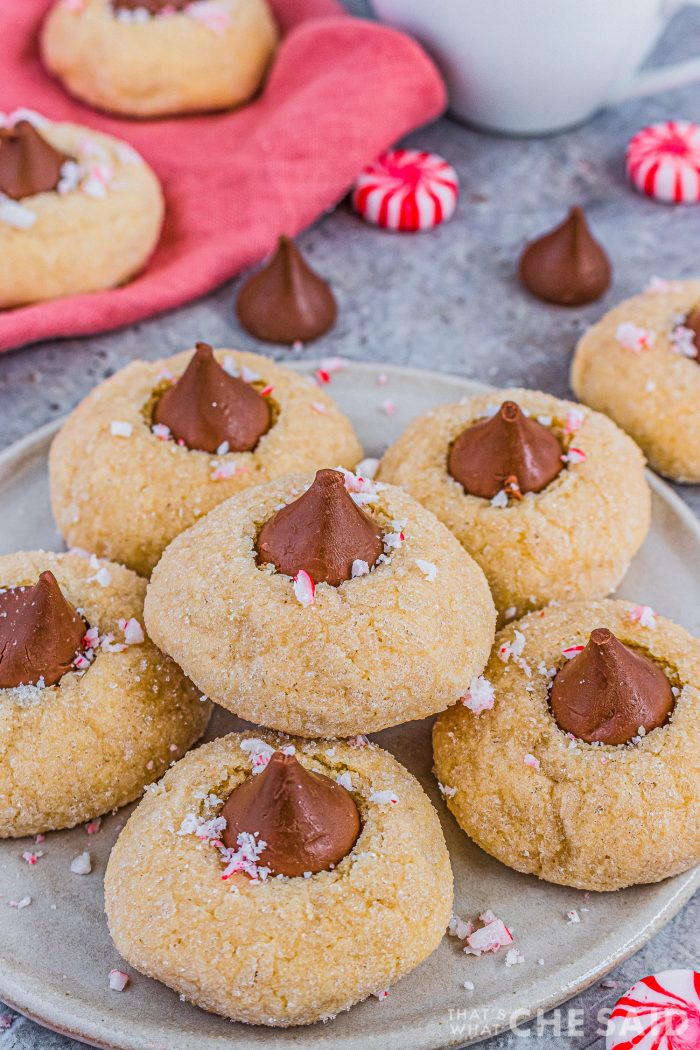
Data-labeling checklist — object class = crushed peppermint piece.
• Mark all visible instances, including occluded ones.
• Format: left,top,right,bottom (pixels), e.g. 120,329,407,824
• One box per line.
22,850,43,865
562,644,585,660
415,558,437,581
216,441,230,455
348,735,369,748
490,489,508,509
110,421,133,438
373,989,389,1001
377,372,389,386
498,630,526,663
369,789,399,806
564,408,584,435
8,896,31,910
615,322,656,352
463,981,475,991
601,979,619,989
108,970,130,992
260,384,274,398
380,398,396,416
293,570,315,607
220,831,270,882
336,772,353,791
0,1015,14,1031
0,195,36,228
504,606,517,621
566,909,581,925
310,401,328,415
240,737,275,772
211,461,245,481
91,566,112,587
461,675,495,714
523,753,540,770
315,368,331,385
669,324,698,357
118,617,145,645
464,917,513,956
630,604,657,628
505,948,524,967
86,818,101,835
438,781,457,798
561,447,587,465
70,851,92,875
355,456,379,479
351,559,370,578
447,915,474,940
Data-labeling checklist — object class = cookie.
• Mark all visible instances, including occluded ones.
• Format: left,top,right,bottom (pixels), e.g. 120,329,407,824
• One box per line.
105,730,453,1026
379,388,650,621
144,468,496,737
41,0,278,118
0,550,210,838
49,346,363,577
433,599,700,891
571,278,700,482
0,109,163,308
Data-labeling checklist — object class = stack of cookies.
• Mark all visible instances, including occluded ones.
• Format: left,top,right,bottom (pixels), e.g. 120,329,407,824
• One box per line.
1,340,698,1028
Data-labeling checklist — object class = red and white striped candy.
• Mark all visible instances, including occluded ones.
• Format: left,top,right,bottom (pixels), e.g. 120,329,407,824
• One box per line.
626,121,700,204
606,969,700,1050
352,149,459,232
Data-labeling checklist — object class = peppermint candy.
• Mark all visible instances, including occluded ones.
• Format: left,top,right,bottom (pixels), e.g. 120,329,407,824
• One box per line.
626,120,700,204
606,969,700,1050
352,149,459,232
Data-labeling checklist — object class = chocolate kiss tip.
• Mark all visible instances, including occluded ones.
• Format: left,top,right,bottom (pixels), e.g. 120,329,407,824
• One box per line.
153,341,270,454
0,120,71,202
235,235,337,345
0,570,86,690
550,627,675,745
448,400,563,500
518,205,611,307
221,751,360,878
255,467,384,586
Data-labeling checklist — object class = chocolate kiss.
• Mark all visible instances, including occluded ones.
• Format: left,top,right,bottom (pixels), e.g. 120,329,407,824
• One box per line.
683,306,700,362
0,121,71,202
519,206,612,306
112,0,189,12
221,751,361,877
154,342,270,454
448,401,563,500
0,571,86,689
550,628,675,745
256,468,384,586
235,236,337,345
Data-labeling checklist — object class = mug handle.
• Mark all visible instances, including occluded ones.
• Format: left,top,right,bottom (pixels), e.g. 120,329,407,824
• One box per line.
609,0,700,102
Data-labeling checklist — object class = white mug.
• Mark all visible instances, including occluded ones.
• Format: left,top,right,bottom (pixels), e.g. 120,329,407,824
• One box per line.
369,0,700,135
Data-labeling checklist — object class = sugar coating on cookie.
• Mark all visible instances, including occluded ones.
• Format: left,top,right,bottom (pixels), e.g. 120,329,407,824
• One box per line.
0,550,210,838
379,388,650,620
104,731,453,1026
144,470,496,736
41,0,279,118
571,278,700,482
0,109,163,308
49,348,363,577
433,599,700,891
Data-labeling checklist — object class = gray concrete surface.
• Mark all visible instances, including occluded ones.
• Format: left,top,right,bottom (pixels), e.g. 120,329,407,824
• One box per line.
0,1,698,1047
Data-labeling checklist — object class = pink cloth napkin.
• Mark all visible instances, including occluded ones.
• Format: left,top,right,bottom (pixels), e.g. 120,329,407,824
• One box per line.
0,0,446,352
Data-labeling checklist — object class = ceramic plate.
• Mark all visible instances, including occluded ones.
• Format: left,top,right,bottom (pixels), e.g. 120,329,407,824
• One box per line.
0,362,698,1050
